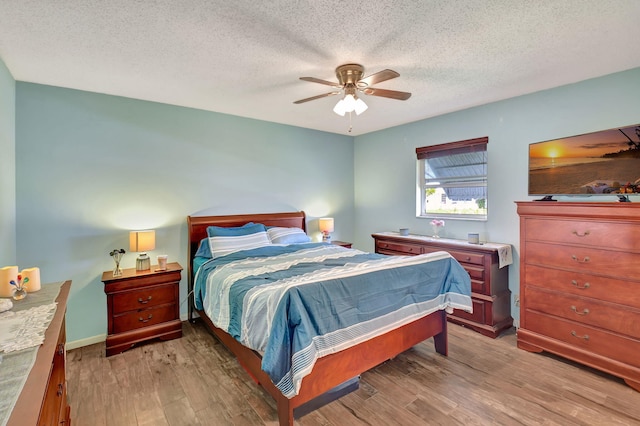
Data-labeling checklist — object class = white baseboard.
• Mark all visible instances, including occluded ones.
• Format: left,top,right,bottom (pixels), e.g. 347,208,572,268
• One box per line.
67,333,106,350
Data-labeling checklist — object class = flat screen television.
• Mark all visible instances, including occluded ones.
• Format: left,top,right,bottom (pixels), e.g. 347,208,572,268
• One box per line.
528,124,640,199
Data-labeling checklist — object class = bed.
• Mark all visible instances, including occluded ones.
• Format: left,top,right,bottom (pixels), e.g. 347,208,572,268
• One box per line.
187,211,472,425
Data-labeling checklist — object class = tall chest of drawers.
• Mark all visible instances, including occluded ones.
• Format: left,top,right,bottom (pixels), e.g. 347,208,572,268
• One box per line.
516,202,640,392
372,232,512,338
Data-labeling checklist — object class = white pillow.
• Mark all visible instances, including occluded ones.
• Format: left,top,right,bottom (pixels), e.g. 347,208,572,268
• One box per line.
267,227,312,244
208,231,271,258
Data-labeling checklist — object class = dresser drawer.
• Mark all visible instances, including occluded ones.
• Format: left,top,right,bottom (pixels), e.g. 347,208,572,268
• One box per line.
376,240,422,255
525,218,640,251
525,286,640,339
112,284,177,315
525,241,637,277
524,311,640,368
112,304,177,334
421,246,485,266
524,265,640,307
451,298,485,323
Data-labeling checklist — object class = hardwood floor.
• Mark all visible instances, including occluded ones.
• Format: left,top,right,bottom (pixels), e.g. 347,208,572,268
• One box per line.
67,321,640,425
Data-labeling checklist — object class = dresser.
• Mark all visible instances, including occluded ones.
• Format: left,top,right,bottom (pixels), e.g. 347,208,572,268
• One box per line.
102,263,182,356
516,202,640,392
372,233,512,338
8,280,71,426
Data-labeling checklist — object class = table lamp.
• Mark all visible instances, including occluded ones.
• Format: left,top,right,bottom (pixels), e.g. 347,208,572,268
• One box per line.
129,230,155,271
319,217,334,243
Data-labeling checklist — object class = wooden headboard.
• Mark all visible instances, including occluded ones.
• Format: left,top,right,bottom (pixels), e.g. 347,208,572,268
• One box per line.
186,211,306,321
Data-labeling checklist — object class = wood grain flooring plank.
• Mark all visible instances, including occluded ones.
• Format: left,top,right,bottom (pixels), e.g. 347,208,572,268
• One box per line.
163,396,201,426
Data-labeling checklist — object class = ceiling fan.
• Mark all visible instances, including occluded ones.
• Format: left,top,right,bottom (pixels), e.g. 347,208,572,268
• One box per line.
293,64,411,117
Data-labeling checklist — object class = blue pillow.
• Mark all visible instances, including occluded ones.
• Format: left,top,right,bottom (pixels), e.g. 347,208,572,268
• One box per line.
206,222,262,237
194,238,212,258
267,227,311,244
195,223,260,259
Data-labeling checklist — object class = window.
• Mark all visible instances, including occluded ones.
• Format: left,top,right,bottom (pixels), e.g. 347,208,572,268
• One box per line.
416,137,488,220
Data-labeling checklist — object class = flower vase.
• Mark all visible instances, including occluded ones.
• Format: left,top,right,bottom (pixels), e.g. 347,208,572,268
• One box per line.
110,249,125,277
113,261,123,277
432,225,441,238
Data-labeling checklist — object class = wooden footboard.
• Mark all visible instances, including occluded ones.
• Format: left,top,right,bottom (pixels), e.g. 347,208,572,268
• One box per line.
197,307,447,425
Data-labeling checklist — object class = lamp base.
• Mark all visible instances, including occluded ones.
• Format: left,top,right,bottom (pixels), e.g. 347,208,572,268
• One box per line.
136,254,151,271
322,233,332,243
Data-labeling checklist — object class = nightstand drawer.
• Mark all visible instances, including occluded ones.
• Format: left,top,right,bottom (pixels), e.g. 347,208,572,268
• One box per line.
112,304,177,334
112,284,176,315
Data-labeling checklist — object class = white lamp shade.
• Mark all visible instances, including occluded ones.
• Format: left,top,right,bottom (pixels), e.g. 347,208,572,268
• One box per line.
318,217,334,233
129,230,156,252
354,98,368,115
333,99,346,116
343,94,356,112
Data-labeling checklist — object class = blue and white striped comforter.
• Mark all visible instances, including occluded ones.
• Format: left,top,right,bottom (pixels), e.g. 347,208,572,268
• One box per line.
193,243,472,398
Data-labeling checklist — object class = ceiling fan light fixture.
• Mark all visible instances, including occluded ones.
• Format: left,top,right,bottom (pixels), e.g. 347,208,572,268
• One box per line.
343,94,357,112
333,99,346,116
354,98,368,115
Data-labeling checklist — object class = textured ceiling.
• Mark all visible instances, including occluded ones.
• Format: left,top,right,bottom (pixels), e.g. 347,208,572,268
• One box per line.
1,0,639,136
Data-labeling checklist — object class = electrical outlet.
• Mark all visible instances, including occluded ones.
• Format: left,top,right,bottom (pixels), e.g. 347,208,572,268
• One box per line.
514,294,520,307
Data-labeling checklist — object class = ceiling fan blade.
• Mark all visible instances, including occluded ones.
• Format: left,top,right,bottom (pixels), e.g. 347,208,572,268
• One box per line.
293,91,340,104
362,87,411,100
358,69,399,87
299,77,342,88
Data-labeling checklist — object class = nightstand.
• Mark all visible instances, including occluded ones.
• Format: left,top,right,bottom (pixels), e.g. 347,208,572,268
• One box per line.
102,262,182,356
332,240,352,248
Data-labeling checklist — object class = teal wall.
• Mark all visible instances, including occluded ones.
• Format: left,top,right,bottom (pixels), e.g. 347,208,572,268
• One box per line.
0,58,16,266
15,83,354,344
10,67,640,343
353,67,640,324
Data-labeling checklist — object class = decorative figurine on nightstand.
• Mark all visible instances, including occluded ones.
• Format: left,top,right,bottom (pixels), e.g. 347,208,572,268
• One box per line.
110,248,126,276
10,274,29,300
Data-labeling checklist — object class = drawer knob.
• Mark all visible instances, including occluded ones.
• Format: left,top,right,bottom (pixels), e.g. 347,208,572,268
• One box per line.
571,230,590,237
138,296,152,304
570,280,590,289
139,314,153,323
57,343,64,356
57,383,63,396
570,330,589,341
570,305,590,316
571,255,590,264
